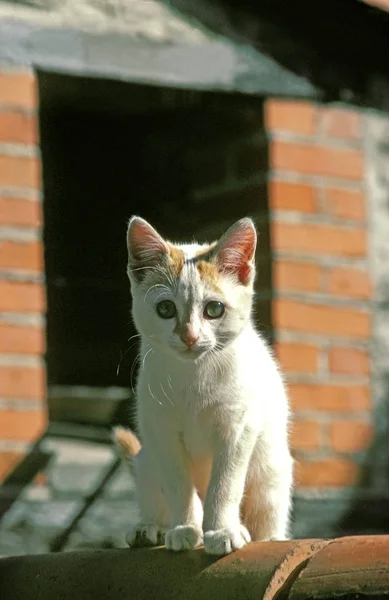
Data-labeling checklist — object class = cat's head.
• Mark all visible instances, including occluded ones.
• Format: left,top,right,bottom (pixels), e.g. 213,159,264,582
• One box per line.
126,216,257,361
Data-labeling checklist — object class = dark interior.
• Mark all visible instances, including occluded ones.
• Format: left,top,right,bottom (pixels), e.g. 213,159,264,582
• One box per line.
38,72,271,397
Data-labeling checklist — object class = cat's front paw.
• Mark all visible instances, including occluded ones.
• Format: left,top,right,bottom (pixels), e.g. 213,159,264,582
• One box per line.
126,522,165,547
204,524,251,555
165,525,203,551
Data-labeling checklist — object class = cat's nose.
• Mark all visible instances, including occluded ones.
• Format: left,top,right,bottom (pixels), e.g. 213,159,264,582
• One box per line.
180,332,199,347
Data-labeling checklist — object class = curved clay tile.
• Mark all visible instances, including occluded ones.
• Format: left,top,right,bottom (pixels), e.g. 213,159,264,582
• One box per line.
1,536,389,599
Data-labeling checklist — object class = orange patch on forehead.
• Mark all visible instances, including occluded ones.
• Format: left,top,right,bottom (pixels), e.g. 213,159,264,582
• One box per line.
195,242,217,259
197,260,222,292
167,244,185,277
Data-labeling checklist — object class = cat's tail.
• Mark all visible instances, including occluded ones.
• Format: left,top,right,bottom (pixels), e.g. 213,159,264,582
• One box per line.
112,426,141,474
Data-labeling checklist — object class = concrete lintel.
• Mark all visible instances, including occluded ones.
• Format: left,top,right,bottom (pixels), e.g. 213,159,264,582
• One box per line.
0,18,319,98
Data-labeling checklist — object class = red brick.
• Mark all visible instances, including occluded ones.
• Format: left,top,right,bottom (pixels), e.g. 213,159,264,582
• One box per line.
0,72,36,110
0,154,40,188
330,421,373,453
0,365,46,399
327,267,372,299
0,323,45,355
0,196,42,227
0,240,43,271
0,451,23,480
270,141,364,180
328,347,370,376
364,0,389,8
265,100,317,135
290,420,321,451
320,108,362,140
0,111,38,144
0,408,46,440
289,383,371,412
0,281,45,312
274,342,318,373
274,299,371,338
274,260,321,292
272,222,366,257
323,188,366,221
296,457,359,487
269,180,316,213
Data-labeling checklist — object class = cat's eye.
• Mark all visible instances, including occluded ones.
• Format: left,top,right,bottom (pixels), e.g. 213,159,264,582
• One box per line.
156,299,177,319
204,301,225,319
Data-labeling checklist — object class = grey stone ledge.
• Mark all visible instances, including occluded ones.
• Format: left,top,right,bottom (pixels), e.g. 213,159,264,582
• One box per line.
0,18,319,98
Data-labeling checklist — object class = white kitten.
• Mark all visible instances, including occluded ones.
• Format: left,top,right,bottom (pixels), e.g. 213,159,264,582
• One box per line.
115,216,293,556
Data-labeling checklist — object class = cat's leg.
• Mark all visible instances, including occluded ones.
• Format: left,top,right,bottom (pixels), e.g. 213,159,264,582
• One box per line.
164,490,203,552
126,448,169,547
203,424,257,556
133,430,203,551
157,438,203,551
242,445,293,542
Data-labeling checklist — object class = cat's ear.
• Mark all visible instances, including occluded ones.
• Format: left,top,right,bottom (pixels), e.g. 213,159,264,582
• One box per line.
213,218,257,285
127,216,168,279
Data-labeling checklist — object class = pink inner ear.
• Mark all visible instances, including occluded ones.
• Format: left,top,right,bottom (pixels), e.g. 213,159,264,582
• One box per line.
216,220,256,285
127,217,167,264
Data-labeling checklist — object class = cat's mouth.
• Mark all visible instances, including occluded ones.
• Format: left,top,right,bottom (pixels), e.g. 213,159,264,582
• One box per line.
176,345,208,361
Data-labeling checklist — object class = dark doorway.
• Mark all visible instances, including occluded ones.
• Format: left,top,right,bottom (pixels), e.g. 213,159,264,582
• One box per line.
38,72,271,423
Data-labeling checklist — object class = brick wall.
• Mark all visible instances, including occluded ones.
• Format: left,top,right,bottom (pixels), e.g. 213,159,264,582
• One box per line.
130,93,373,497
266,100,373,493
0,72,374,503
0,68,46,480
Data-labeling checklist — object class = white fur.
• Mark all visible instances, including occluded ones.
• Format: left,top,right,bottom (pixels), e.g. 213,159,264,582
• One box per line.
125,218,293,556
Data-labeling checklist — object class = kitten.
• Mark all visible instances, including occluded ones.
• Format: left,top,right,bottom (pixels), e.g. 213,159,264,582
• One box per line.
114,216,293,556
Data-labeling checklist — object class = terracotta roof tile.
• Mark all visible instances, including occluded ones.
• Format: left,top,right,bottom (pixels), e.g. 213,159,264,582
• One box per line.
1,536,389,599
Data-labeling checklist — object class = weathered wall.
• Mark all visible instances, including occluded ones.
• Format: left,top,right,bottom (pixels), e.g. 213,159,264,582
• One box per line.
0,73,379,541
364,112,389,492
265,100,374,535
326,111,389,535
0,68,46,480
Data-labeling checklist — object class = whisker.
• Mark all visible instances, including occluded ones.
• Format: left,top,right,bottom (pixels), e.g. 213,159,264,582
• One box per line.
167,375,174,392
130,266,158,274
128,333,141,342
148,382,162,406
153,291,173,304
160,381,174,406
144,283,171,303
116,338,141,376
208,346,230,378
130,354,141,394
142,347,153,370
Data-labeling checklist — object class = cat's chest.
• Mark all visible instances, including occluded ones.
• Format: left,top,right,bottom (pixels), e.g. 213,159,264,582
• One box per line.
139,361,240,455
176,391,233,459
180,407,214,458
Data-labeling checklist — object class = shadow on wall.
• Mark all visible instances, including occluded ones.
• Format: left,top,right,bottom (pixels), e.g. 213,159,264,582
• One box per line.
336,383,389,535
336,115,389,536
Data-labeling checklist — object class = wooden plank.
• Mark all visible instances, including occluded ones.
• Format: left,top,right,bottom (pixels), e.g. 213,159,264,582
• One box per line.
0,445,52,518
48,386,134,428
